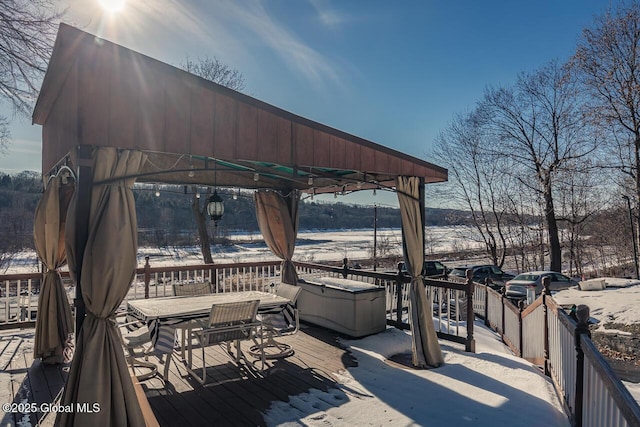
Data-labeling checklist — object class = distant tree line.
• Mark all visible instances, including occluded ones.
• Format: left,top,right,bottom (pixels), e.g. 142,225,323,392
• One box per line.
0,171,41,269
0,171,488,270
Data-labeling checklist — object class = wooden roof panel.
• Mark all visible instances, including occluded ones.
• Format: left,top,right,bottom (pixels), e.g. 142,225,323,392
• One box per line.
257,109,278,163
313,129,330,168
343,136,359,172
236,102,258,160
190,86,215,155
213,93,236,159
330,135,346,170
164,73,191,154
108,54,138,150
136,63,166,152
33,24,448,188
77,46,110,148
294,123,313,166
276,116,292,164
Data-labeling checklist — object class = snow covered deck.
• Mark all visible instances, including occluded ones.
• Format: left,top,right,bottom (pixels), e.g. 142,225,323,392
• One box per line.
0,321,570,426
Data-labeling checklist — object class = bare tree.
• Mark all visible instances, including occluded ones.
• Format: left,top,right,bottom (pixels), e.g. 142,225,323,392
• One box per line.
180,57,245,263
181,56,245,92
574,2,640,255
479,60,598,272
433,110,510,267
0,0,63,149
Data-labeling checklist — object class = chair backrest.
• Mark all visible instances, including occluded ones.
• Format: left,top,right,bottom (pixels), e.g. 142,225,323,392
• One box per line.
202,299,260,344
173,281,213,297
207,299,260,328
276,283,302,306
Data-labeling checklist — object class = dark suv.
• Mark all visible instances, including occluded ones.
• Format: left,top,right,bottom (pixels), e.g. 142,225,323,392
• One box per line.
392,260,448,277
449,264,515,289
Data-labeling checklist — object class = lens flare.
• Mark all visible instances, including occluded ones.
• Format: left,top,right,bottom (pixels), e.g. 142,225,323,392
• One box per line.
98,0,126,13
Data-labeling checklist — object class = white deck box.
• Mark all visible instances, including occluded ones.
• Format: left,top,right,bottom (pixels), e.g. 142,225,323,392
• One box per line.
297,277,386,338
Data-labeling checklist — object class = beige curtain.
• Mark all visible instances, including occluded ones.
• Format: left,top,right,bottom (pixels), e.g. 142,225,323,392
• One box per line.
33,174,74,364
254,190,300,284
396,176,444,368
59,147,147,426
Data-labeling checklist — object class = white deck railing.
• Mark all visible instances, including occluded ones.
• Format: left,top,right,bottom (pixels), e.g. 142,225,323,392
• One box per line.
472,281,640,427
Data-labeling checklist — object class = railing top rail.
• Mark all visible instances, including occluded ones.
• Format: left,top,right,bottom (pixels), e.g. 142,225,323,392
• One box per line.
293,261,406,281
0,272,46,281
137,260,281,274
521,297,543,317
424,277,467,291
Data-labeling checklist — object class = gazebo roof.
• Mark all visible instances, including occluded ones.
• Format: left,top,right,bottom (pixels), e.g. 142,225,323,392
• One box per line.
33,24,447,194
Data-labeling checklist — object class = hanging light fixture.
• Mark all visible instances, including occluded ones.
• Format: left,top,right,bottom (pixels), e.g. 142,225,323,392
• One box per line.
207,160,224,225
154,184,160,197
206,190,225,224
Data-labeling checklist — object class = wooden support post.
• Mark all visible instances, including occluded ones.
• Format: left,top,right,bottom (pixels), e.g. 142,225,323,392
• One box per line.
542,275,551,376
574,304,591,427
518,300,524,358
144,256,151,299
396,263,403,327
484,278,490,327
74,145,93,335
465,269,475,352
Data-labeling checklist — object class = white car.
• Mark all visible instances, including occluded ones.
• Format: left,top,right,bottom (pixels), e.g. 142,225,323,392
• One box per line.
505,271,579,299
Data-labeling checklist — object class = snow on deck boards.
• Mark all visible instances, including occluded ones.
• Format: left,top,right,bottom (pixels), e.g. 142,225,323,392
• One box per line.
0,325,356,427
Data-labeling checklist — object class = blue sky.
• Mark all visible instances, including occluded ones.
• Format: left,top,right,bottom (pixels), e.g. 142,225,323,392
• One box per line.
0,0,613,205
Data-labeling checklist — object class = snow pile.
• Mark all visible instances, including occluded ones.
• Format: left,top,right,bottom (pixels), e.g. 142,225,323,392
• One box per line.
553,285,640,326
313,277,380,291
264,323,569,426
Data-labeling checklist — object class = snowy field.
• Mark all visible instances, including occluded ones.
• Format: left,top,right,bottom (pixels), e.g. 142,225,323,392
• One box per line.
3,226,486,274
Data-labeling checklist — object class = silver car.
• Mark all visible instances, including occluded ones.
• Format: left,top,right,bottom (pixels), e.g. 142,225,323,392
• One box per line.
505,271,579,299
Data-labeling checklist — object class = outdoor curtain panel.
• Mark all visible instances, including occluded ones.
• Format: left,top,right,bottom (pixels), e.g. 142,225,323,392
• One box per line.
254,190,300,284
60,147,147,427
33,173,74,364
396,176,444,368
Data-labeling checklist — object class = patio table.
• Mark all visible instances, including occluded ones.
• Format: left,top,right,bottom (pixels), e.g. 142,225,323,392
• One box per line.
127,291,290,380
128,290,289,351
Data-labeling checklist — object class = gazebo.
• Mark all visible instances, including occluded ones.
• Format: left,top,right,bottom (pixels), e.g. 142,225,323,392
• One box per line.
32,23,448,426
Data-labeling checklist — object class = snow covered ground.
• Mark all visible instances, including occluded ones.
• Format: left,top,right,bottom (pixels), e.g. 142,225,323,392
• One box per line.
264,321,569,426
262,279,640,426
553,282,640,406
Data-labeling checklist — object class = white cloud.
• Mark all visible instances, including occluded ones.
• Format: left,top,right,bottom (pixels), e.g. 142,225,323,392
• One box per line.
0,138,41,173
214,0,341,88
308,0,346,27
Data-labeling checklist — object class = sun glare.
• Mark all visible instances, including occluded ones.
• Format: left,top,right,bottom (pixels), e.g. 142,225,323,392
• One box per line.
99,0,126,14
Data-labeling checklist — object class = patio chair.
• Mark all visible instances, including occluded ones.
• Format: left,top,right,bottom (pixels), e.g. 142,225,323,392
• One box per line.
118,314,158,382
172,281,213,296
187,299,262,385
173,281,214,358
249,283,302,359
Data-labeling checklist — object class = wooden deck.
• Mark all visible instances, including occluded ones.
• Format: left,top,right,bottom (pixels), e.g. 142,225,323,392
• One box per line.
0,324,356,427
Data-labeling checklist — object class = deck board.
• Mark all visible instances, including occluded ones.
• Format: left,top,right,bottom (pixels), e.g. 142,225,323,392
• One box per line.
0,323,355,427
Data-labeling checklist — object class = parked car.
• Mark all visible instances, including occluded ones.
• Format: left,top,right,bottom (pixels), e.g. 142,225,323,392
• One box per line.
388,260,449,277
449,264,515,290
505,271,579,300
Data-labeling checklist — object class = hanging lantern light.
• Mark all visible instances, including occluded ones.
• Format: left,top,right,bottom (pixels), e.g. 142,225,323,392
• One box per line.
206,190,225,224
